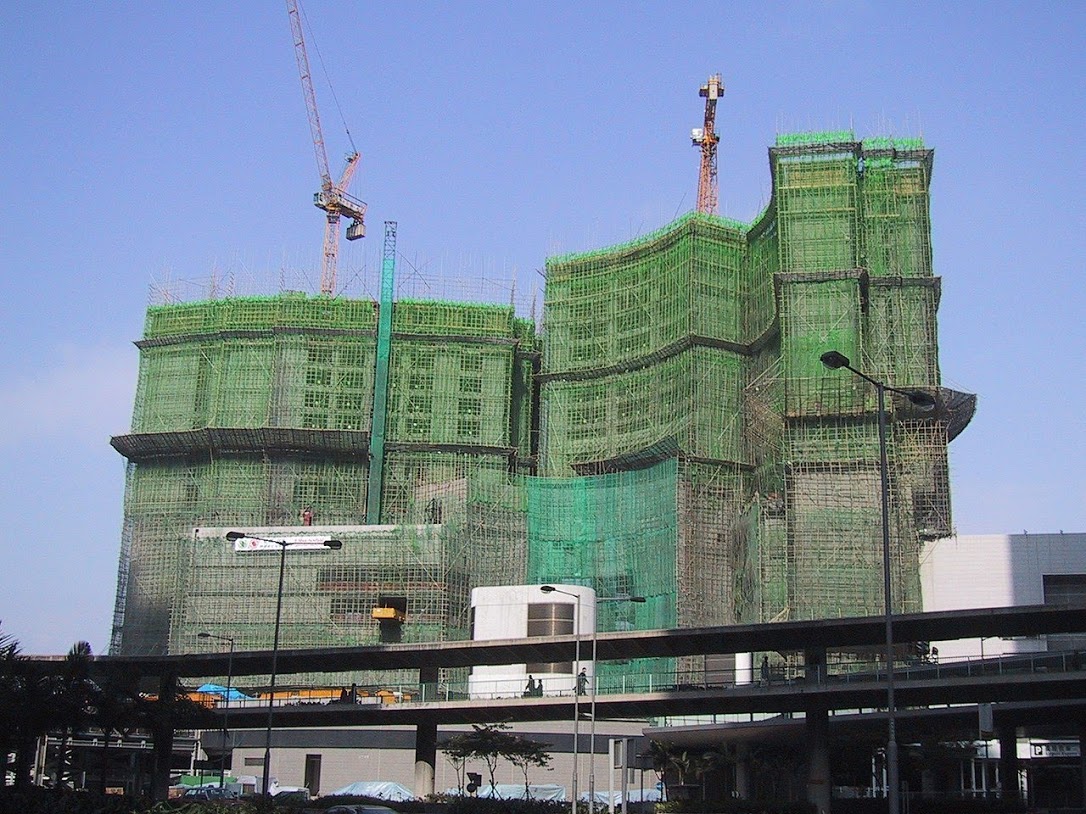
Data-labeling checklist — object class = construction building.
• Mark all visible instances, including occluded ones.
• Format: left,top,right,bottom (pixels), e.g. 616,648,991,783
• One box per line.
109,131,974,693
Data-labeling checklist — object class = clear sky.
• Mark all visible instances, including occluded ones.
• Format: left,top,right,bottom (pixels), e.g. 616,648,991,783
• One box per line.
2,2,1083,655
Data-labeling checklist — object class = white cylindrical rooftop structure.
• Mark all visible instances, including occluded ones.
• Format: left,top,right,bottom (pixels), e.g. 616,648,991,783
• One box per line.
469,584,596,699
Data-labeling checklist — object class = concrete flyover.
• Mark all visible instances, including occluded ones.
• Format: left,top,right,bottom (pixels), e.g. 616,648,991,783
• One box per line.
85,601,1086,681
40,603,1086,803
213,651,1086,728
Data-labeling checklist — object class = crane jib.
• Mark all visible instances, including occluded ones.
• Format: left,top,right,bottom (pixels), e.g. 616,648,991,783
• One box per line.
286,0,366,295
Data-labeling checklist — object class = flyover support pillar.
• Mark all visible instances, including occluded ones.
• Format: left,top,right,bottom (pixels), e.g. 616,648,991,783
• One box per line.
734,743,750,799
804,648,830,814
1080,721,1086,810
804,704,830,814
998,727,1019,803
414,665,439,799
151,672,178,802
414,722,437,799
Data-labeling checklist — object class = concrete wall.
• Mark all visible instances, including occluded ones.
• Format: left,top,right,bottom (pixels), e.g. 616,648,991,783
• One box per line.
225,720,646,799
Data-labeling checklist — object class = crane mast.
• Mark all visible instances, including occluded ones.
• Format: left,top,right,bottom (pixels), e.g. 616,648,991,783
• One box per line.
286,0,366,296
691,73,724,215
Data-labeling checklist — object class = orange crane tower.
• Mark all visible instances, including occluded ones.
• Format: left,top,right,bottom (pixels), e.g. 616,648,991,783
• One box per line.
286,0,367,296
691,74,724,215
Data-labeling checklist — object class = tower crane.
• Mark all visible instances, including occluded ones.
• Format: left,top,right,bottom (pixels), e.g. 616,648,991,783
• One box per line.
691,73,724,215
286,0,366,296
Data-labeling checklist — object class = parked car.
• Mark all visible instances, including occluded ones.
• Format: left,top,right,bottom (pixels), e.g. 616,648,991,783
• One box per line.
272,788,311,802
181,786,239,800
326,805,399,814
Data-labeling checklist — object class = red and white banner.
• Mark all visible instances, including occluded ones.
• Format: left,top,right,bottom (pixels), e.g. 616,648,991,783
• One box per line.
232,536,337,553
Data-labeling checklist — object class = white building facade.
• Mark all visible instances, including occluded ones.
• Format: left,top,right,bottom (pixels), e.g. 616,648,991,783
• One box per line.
920,532,1086,661
469,584,596,699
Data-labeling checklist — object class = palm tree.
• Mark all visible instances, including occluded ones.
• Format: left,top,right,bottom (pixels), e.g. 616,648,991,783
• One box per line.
693,745,735,804
0,623,58,789
0,629,103,792
647,740,697,801
88,670,142,795
6,649,63,789
54,641,95,787
78,670,214,798
0,622,23,789
132,682,217,800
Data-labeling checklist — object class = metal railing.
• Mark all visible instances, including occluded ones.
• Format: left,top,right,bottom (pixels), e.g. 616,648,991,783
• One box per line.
195,649,1086,708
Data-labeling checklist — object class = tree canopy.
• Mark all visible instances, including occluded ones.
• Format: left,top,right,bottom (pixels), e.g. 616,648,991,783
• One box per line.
442,722,552,799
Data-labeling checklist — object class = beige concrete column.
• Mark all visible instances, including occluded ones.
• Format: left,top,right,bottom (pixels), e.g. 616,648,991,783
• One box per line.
805,705,831,814
414,721,437,799
414,665,439,799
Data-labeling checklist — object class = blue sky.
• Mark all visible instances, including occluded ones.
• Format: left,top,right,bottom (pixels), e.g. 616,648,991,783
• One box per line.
2,2,1083,655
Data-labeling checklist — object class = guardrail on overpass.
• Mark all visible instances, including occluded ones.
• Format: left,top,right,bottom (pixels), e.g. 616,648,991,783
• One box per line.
208,646,1086,728
75,602,1086,681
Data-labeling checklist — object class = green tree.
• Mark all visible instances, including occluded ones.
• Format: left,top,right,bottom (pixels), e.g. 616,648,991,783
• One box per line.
746,741,804,802
501,734,552,799
0,629,107,792
443,747,469,795
648,740,694,787
650,740,719,805
441,723,519,797
693,744,735,804
80,670,213,798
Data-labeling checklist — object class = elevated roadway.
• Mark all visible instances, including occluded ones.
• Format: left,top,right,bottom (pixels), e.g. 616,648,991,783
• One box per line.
215,651,1086,728
45,603,1085,804
87,602,1086,681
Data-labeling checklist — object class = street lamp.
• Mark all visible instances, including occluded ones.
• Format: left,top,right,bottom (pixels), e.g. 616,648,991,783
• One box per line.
819,350,935,814
588,594,646,814
540,585,582,814
226,531,342,797
198,631,235,789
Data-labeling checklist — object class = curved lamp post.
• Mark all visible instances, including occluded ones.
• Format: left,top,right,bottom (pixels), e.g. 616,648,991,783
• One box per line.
540,585,582,814
588,594,645,814
226,531,342,797
819,350,935,814
198,631,235,789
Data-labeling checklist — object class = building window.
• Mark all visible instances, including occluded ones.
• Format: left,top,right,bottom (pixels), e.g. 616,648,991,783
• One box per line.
526,601,574,674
